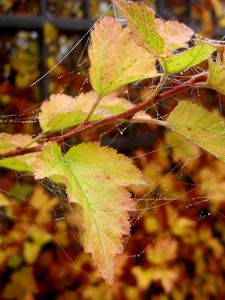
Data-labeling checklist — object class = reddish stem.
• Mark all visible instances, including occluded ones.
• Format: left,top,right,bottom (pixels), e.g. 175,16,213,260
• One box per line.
51,72,207,143
0,72,207,159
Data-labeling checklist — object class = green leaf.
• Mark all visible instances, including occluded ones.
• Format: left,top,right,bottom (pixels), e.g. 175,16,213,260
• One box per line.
0,153,38,173
167,101,225,162
114,0,165,55
164,43,215,74
165,131,200,162
34,142,146,285
89,16,159,96
39,93,94,132
0,134,38,173
39,91,152,132
207,58,225,95
10,183,33,200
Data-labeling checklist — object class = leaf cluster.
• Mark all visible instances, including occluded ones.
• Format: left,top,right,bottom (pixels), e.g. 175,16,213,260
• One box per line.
0,0,224,285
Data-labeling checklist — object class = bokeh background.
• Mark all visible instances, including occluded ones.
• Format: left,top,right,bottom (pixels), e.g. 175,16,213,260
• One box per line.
0,1,225,299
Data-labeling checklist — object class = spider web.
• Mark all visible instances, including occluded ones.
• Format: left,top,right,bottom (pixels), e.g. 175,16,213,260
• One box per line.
0,1,225,291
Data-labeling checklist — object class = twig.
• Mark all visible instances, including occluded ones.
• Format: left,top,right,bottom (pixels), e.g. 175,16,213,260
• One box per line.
50,72,207,143
76,95,101,129
0,72,208,159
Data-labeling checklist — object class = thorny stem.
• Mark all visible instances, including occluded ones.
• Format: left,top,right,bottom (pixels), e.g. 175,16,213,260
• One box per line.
0,72,208,159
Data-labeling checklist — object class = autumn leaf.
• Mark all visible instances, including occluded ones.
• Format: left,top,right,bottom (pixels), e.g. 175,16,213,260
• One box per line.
211,0,225,27
146,238,178,265
0,133,35,155
166,206,195,237
156,19,194,49
39,92,99,131
194,160,225,205
82,283,114,300
165,131,200,162
89,16,159,96
207,57,225,95
30,186,58,224
39,91,152,132
132,266,178,293
43,22,58,45
144,215,162,233
114,0,165,55
167,101,225,162
164,43,215,74
0,193,9,207
2,267,38,299
34,142,146,285
165,131,200,171
24,226,52,264
0,133,39,172
0,153,38,173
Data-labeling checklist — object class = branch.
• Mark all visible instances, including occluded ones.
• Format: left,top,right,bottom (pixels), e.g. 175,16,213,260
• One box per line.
0,72,208,159
50,72,207,143
0,145,44,158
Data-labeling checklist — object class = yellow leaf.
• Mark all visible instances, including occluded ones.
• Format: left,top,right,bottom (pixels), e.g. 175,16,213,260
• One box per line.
89,16,159,96
114,0,165,55
132,266,178,293
39,91,151,132
44,22,58,44
208,57,225,95
146,238,178,264
144,215,162,233
34,142,146,285
194,160,225,205
167,101,225,162
24,241,41,264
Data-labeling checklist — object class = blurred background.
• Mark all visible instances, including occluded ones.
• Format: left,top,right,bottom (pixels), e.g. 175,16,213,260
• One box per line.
0,1,225,299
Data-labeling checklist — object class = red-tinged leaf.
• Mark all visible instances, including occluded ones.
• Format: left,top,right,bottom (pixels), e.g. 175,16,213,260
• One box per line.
0,133,35,155
34,142,146,285
89,16,159,96
156,19,194,49
39,91,152,132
